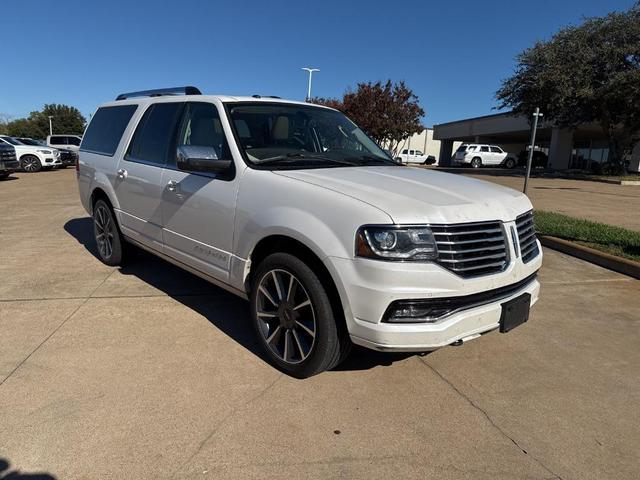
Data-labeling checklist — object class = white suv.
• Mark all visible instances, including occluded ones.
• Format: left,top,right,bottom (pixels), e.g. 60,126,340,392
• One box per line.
77,87,542,378
454,144,516,168
47,134,83,152
0,135,61,172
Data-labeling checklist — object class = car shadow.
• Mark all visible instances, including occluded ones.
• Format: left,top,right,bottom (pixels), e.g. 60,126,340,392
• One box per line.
0,458,56,479
63,217,416,373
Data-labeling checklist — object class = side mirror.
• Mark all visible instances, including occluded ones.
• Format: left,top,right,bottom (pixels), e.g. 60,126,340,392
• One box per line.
176,145,232,173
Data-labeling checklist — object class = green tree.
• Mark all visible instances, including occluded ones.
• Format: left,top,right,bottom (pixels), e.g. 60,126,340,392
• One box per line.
0,104,86,140
312,80,424,155
496,3,640,172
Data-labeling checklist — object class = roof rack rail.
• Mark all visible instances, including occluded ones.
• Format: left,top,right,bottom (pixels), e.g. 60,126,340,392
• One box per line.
116,86,202,101
252,95,281,99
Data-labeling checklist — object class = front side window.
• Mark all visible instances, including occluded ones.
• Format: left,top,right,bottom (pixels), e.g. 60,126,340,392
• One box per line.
81,104,138,156
226,103,394,169
490,147,502,153
51,136,67,145
0,136,22,146
415,150,423,155
126,103,183,166
67,136,81,146
170,102,231,166
402,149,408,154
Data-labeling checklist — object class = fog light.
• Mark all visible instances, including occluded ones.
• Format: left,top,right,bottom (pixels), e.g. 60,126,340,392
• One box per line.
384,301,453,323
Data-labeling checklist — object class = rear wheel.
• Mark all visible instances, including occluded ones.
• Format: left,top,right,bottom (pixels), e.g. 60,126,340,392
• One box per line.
21,155,42,173
470,157,482,168
93,199,126,266
250,253,351,378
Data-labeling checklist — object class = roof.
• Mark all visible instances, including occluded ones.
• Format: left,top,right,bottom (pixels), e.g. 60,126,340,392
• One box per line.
98,95,336,111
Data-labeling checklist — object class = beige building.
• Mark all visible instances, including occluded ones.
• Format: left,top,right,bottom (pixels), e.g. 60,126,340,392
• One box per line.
388,128,461,164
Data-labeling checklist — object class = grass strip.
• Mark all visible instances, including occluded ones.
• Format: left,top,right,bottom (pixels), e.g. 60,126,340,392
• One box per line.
533,211,640,262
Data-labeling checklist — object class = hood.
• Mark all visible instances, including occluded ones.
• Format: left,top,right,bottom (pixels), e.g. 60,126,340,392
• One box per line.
275,166,532,224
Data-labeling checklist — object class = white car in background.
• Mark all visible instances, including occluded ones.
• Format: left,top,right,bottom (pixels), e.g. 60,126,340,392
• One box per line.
396,149,436,165
0,135,61,172
47,134,82,152
454,144,516,168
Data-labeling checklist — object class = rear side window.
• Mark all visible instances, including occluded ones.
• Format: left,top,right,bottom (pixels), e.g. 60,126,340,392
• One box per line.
480,146,489,152
126,103,183,166
81,105,138,156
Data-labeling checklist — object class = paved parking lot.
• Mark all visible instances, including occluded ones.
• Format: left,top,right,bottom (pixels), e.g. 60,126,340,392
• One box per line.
433,167,640,231
1,169,639,479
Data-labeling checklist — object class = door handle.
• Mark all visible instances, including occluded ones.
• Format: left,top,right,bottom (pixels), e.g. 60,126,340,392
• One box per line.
116,168,127,179
167,180,179,192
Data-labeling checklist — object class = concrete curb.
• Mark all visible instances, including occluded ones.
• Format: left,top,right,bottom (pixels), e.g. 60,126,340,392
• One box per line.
540,236,640,280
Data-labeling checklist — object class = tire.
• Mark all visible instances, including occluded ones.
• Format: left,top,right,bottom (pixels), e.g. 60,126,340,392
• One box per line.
21,155,42,173
470,157,482,168
250,252,351,378
0,173,8,180
504,158,516,169
92,199,126,266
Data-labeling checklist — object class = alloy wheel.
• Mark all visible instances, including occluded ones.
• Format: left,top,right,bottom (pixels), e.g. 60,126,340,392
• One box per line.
255,269,317,364
22,157,40,172
94,205,115,259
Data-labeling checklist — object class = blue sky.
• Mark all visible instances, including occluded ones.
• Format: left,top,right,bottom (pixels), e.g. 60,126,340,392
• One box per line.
0,0,634,127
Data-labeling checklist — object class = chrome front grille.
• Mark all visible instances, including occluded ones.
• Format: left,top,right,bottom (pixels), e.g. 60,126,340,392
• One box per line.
431,221,509,277
516,211,539,263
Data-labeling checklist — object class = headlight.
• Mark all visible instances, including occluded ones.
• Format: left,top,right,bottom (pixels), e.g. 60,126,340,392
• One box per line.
356,226,438,261
37,149,52,154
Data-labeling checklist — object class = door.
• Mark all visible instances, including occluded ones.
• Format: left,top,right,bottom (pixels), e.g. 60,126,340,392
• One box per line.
489,146,505,165
114,102,184,251
160,101,238,283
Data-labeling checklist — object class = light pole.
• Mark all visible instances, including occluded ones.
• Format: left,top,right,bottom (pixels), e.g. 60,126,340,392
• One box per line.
301,67,320,101
523,107,543,194
48,116,54,136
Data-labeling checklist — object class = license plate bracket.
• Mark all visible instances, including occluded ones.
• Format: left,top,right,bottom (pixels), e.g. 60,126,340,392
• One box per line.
499,293,531,333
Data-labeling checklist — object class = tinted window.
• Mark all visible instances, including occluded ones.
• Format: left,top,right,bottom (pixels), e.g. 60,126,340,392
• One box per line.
402,149,408,154
50,136,67,144
127,103,183,166
480,146,489,152
81,105,138,156
490,147,502,153
171,102,230,166
67,136,81,146
415,150,423,155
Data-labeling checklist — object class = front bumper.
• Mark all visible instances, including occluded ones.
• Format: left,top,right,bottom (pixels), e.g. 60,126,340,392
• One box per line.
326,238,543,352
0,160,19,173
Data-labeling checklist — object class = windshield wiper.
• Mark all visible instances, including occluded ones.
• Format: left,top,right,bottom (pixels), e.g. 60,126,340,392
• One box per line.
252,153,357,166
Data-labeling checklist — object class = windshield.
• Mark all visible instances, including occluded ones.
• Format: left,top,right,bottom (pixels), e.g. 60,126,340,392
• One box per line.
226,103,395,168
0,136,23,146
18,138,40,146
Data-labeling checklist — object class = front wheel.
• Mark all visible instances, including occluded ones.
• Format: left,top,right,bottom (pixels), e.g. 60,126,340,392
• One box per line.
21,155,42,173
504,158,516,169
250,253,350,378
